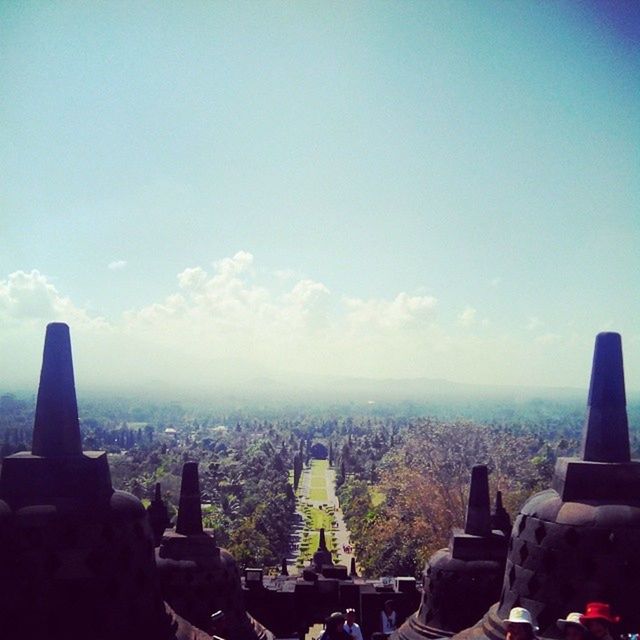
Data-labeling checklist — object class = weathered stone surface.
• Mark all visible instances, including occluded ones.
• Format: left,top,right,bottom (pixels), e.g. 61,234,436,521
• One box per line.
148,482,172,547
32,323,82,457
465,465,492,537
451,332,640,640
0,323,205,640
393,465,507,640
157,462,274,640
491,491,512,537
175,462,203,536
582,332,629,463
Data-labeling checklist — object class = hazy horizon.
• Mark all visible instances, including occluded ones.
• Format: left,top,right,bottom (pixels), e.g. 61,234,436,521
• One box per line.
2,3,639,393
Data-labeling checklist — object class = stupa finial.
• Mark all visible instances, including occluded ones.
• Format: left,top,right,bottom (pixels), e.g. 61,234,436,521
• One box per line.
464,465,491,536
318,527,328,551
176,462,204,535
582,332,630,463
31,322,82,457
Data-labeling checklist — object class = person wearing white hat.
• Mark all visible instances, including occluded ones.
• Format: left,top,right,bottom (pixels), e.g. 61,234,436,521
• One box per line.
557,613,588,640
503,607,539,640
343,608,364,640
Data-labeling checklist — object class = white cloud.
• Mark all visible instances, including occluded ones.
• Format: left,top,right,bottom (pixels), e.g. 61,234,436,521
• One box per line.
458,306,477,327
177,267,207,290
273,268,296,282
212,250,253,278
344,292,437,330
108,260,127,271
1,253,615,389
490,277,501,288
0,270,102,326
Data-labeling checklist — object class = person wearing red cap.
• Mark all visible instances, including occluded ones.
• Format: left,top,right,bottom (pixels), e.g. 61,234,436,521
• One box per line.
580,603,621,640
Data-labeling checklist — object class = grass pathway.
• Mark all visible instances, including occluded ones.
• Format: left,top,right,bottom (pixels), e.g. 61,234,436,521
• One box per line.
291,458,357,572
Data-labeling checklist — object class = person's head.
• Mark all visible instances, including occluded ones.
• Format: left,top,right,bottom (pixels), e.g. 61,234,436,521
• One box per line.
384,600,395,615
558,613,588,640
346,609,356,624
586,620,611,640
504,607,537,640
580,603,620,640
327,612,345,632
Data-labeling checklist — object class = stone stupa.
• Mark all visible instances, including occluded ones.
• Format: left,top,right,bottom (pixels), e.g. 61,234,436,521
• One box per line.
0,322,210,640
394,465,508,640
453,332,640,640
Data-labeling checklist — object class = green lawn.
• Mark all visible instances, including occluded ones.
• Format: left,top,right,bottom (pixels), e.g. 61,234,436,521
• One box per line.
306,506,333,530
296,461,340,566
308,459,328,502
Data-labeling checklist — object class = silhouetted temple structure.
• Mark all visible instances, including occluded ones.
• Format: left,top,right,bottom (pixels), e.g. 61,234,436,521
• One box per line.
148,482,172,547
157,461,274,639
394,465,508,640
490,491,512,538
243,535,419,639
0,324,637,640
449,332,640,640
0,324,210,640
311,526,333,572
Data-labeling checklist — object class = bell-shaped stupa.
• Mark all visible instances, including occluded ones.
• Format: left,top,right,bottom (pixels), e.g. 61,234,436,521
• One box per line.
0,323,207,640
394,465,508,640
157,461,274,640
453,332,640,640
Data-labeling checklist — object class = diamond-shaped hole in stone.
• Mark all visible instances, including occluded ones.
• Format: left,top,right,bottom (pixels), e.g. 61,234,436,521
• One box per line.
517,515,528,535
527,574,540,595
534,523,547,544
519,542,529,563
508,564,516,587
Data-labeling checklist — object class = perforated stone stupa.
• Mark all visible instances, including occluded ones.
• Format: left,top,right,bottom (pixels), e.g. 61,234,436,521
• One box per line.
393,465,508,640
157,461,274,640
453,332,640,640
0,323,211,640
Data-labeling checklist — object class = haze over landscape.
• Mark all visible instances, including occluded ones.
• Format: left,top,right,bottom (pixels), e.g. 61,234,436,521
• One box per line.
2,7,640,639
1,2,639,397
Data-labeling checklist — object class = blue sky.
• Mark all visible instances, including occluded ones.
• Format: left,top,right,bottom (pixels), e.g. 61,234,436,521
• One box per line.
1,2,638,391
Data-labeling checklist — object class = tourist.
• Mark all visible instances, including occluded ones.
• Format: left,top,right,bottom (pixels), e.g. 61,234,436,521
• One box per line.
503,607,538,640
580,602,621,640
343,608,364,640
380,600,397,637
557,613,589,640
320,612,350,640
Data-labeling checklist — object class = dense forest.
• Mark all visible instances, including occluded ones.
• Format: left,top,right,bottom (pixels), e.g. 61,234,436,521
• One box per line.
1,391,639,577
